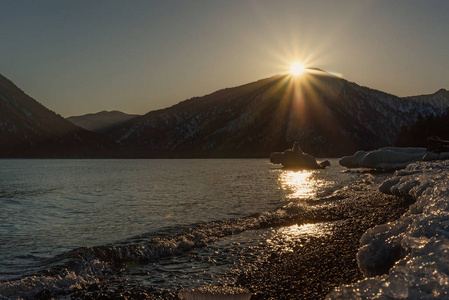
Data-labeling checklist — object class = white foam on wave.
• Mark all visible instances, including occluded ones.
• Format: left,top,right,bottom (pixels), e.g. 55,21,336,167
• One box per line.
327,160,449,299
0,201,309,298
0,259,106,299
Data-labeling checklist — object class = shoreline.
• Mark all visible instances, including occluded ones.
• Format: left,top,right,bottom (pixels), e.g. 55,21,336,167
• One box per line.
0,166,418,300
63,171,414,300
233,191,414,299
67,190,413,300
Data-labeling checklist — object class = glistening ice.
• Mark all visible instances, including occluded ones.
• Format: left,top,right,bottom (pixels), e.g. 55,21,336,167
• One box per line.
327,160,449,299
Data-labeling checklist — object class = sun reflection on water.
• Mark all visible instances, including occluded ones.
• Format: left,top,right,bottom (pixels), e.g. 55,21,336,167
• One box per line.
267,223,333,253
279,170,328,200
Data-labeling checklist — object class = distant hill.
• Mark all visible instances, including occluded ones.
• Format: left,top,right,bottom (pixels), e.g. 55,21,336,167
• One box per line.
67,111,139,133
107,71,449,158
0,73,116,157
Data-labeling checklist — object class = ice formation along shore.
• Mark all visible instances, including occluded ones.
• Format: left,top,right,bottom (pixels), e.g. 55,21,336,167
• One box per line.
327,159,449,299
339,147,449,170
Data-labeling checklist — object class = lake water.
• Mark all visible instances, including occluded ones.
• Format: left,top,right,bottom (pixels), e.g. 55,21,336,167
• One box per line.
0,159,368,298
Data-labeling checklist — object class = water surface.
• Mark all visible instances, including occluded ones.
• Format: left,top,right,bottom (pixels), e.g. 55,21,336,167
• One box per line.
0,158,364,297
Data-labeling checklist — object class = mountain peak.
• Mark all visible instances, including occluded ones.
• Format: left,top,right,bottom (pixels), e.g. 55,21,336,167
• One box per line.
436,88,449,95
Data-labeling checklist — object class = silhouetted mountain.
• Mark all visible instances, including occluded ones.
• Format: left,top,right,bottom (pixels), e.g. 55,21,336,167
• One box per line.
2,72,448,158
0,74,116,157
67,110,139,133
108,72,449,158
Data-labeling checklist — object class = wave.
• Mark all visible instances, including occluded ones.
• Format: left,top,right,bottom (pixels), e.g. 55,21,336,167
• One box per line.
1,172,376,299
0,200,316,299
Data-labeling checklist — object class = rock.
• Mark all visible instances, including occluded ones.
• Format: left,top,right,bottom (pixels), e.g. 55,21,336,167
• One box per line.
270,142,330,169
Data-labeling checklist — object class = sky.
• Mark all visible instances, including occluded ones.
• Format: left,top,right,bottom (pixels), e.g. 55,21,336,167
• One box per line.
1,0,448,117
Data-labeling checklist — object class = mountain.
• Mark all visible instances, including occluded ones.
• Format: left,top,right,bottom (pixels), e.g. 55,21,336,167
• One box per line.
406,88,449,111
396,89,449,147
108,71,449,158
2,71,448,158
0,74,116,157
67,111,139,133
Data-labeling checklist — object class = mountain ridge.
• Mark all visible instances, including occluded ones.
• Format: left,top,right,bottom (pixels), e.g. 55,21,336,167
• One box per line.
1,72,448,158
107,72,449,157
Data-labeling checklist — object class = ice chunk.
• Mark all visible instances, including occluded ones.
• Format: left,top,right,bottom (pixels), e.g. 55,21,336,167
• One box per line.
327,160,449,299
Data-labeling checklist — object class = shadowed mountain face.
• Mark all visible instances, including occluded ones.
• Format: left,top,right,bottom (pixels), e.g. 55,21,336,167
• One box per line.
108,72,449,158
67,111,139,133
0,74,116,157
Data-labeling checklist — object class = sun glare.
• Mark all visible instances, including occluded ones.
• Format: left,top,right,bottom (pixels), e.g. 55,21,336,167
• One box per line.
290,61,305,76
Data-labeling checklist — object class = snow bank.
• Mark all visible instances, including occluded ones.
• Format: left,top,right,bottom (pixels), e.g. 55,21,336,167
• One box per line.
327,160,449,299
339,147,427,170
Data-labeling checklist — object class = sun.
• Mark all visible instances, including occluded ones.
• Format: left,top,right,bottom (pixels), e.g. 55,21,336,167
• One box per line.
290,61,306,76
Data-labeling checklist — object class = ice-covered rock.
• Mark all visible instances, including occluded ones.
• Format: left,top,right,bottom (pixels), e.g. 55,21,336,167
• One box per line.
327,160,449,299
340,147,449,170
339,147,427,170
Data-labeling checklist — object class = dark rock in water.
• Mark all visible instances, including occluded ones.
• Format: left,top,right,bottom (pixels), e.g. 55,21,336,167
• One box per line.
270,142,330,169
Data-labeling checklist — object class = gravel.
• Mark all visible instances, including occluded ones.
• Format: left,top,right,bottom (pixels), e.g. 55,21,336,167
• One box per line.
234,191,414,300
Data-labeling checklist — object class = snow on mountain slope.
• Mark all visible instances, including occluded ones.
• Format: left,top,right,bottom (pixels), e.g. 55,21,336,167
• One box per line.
405,89,449,116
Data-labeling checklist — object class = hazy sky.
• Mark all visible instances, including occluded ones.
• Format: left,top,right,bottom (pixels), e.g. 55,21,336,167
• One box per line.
1,1,448,117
